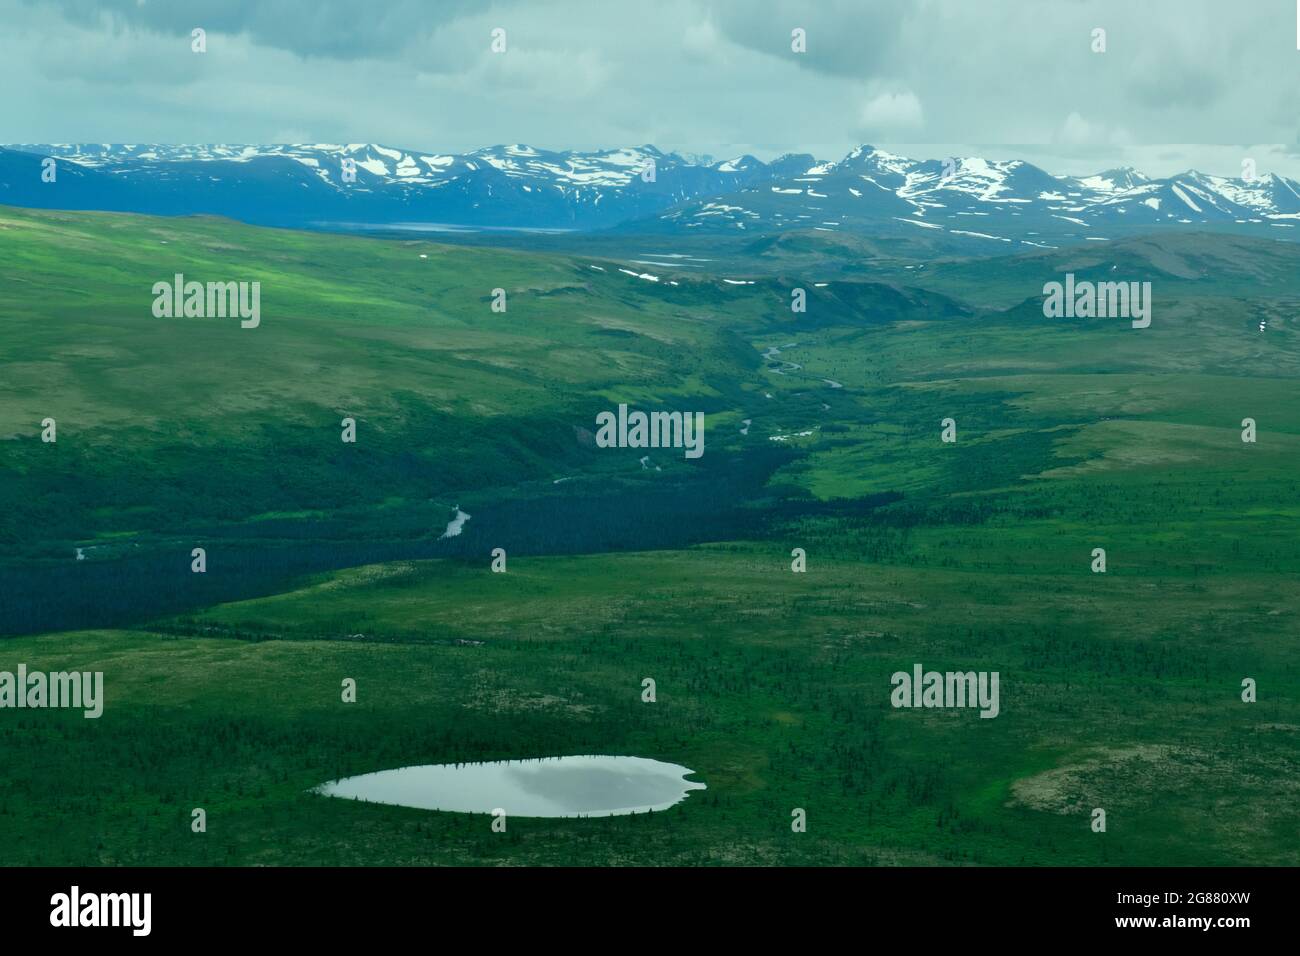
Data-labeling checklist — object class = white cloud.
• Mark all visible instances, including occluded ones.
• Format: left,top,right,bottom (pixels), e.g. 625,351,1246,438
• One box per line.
859,90,924,131
0,0,1297,173
1053,112,1133,149
683,18,720,57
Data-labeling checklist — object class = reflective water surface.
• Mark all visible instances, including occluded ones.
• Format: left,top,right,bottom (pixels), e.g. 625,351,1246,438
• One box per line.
314,755,706,818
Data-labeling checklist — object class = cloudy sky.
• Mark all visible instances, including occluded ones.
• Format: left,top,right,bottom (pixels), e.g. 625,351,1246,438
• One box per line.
4,0,1300,178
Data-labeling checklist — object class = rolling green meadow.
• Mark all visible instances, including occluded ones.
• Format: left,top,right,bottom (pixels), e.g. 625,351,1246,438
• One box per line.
0,205,1297,865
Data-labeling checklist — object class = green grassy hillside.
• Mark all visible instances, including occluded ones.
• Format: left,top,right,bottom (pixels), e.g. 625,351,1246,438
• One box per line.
1,206,1296,865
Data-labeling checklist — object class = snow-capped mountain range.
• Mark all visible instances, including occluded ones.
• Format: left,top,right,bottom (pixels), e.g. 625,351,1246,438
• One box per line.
2,142,1299,247
0,142,805,231
638,146,1300,248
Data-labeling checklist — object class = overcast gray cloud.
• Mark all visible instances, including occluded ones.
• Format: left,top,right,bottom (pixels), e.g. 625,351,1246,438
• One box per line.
4,0,1300,177
28,0,504,59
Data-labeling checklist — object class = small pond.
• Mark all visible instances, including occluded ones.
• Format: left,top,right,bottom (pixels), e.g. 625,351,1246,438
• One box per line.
314,755,705,818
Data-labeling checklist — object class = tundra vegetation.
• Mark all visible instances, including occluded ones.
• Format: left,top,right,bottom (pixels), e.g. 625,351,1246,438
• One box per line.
0,206,1296,865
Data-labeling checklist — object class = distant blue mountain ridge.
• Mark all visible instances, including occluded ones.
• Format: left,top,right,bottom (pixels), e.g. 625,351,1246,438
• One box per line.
3,142,1298,247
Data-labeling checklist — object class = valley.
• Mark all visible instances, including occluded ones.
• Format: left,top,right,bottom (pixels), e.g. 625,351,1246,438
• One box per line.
0,203,1297,866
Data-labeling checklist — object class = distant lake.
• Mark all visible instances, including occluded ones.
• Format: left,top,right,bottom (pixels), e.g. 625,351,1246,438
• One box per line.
312,221,577,235
314,755,706,818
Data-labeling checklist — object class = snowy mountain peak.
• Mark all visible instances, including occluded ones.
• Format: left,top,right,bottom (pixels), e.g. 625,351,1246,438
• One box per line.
6,141,1300,241
713,155,763,173
1075,167,1150,192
